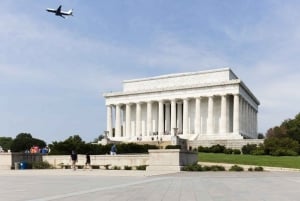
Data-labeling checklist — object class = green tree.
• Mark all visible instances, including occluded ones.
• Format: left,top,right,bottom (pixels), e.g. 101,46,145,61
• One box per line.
266,126,287,138
0,137,13,151
264,137,299,156
10,133,46,152
92,134,104,143
281,113,300,143
49,135,86,155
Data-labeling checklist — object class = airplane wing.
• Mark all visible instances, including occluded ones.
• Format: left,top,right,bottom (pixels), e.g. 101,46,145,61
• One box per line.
46,8,56,13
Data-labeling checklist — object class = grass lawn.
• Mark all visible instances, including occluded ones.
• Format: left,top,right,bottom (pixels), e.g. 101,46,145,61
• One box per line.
198,152,300,169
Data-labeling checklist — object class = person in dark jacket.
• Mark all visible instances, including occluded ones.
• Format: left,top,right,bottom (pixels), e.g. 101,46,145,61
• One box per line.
70,150,78,170
85,153,91,170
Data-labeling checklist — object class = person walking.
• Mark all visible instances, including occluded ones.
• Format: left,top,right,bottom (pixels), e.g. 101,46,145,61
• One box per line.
70,150,78,170
85,153,91,170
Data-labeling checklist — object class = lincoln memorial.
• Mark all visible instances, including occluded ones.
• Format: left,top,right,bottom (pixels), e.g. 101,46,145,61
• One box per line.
103,68,260,143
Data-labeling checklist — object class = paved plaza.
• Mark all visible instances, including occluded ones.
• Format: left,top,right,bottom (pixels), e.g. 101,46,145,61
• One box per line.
1,169,300,201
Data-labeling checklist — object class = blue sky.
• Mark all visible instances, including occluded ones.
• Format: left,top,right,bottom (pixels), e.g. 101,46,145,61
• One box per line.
1,0,300,143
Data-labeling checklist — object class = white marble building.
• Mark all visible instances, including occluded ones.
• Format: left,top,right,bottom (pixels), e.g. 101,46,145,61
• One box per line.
103,68,260,142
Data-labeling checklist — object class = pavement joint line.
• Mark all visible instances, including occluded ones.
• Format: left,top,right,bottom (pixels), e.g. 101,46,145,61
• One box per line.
25,176,169,201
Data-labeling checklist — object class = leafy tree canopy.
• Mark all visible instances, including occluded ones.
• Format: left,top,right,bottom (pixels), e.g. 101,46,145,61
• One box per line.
266,112,300,143
0,137,13,151
10,133,46,152
49,135,86,155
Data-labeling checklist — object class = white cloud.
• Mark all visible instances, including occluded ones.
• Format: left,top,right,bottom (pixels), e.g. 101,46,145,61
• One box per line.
135,33,230,73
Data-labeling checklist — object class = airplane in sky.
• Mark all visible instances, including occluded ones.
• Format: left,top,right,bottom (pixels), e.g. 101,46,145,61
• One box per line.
46,5,73,18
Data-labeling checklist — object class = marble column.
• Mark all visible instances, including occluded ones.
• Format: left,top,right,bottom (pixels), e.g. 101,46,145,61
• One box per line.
158,100,164,136
165,102,171,134
106,105,112,137
220,95,227,133
250,107,254,137
207,96,214,134
195,97,201,135
171,99,177,135
136,102,141,137
255,110,258,137
246,102,249,135
177,102,183,133
147,101,152,136
183,98,189,135
115,104,121,137
241,98,245,134
233,94,240,134
125,103,131,138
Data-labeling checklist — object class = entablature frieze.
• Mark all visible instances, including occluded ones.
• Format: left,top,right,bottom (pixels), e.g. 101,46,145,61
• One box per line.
105,93,255,108
105,84,241,105
104,80,240,98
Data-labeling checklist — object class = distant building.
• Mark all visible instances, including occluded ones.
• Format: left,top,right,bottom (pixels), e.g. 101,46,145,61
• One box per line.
103,68,260,142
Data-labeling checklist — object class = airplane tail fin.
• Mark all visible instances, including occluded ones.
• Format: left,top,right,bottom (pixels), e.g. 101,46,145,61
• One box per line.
68,9,73,16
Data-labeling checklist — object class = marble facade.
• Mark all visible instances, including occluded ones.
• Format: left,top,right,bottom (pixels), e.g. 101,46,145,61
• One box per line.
103,68,260,142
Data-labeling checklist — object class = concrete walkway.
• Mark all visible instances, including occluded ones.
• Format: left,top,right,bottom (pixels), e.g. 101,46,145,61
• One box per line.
1,169,300,201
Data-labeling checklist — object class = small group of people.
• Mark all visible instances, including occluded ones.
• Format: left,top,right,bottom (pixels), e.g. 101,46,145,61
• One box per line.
25,146,49,154
70,150,91,170
70,144,117,170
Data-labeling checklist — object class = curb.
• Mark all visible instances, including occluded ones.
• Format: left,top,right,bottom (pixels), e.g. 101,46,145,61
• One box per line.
198,162,300,172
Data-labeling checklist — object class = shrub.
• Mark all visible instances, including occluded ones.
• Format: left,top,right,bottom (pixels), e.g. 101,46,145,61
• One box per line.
229,165,244,171
165,145,181,149
232,149,241,155
112,166,121,170
31,161,52,169
198,146,210,153
124,165,132,170
182,164,225,171
198,144,226,153
202,165,211,171
254,166,264,171
242,144,257,155
248,167,253,171
210,144,226,153
264,137,299,156
104,164,110,170
271,149,298,156
182,163,203,171
49,142,159,155
136,165,147,170
251,149,265,155
224,148,233,154
210,165,225,171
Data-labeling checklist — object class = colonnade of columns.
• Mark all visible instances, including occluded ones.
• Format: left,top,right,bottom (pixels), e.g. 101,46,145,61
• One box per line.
106,94,258,140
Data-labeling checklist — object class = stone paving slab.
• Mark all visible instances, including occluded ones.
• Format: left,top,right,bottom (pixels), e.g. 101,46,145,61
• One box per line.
1,169,300,201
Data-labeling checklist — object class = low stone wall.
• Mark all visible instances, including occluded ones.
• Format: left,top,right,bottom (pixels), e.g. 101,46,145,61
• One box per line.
43,154,149,169
0,153,12,170
1,150,198,172
0,153,43,169
146,149,198,171
188,139,264,150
